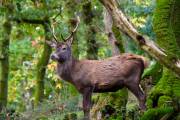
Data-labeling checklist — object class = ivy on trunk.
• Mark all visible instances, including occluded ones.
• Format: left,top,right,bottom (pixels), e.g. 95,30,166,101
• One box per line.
0,7,12,111
34,21,52,106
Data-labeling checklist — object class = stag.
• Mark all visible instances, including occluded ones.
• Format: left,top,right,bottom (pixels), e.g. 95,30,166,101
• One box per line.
47,16,149,120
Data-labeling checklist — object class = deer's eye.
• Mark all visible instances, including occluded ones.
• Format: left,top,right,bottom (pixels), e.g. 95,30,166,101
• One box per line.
62,47,66,50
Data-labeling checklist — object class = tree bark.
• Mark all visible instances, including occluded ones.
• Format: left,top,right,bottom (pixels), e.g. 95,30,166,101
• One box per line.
34,21,52,106
99,0,180,78
0,7,12,111
104,9,121,55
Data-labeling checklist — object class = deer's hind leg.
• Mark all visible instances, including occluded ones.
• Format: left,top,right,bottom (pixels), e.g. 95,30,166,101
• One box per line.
125,71,146,110
126,83,146,110
125,63,146,110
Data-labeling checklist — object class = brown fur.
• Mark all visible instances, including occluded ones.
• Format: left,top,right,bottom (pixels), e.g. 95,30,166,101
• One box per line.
64,53,147,93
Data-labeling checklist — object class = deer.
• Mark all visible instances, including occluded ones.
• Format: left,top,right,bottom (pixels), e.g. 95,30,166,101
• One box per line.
46,16,149,120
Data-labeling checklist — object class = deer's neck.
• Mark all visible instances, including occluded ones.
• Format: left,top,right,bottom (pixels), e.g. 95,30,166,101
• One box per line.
57,57,77,83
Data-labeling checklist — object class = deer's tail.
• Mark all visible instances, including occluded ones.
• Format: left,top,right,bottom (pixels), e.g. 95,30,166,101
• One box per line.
139,56,149,68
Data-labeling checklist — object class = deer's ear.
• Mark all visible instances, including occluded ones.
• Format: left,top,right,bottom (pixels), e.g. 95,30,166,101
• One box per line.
46,40,57,48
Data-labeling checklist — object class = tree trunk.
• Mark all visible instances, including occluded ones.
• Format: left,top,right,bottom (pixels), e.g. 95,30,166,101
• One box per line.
142,0,180,119
99,0,180,78
34,21,52,106
82,1,98,60
150,0,180,107
104,8,122,55
0,6,12,111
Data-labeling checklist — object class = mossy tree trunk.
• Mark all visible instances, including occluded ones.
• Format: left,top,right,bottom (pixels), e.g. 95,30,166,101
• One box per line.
0,5,12,111
82,1,98,60
34,21,52,106
143,0,180,119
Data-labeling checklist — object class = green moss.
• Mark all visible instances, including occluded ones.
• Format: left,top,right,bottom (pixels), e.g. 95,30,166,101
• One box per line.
146,99,153,108
0,18,11,110
148,68,179,107
158,96,172,107
108,88,128,110
171,0,180,47
153,0,180,56
140,107,173,120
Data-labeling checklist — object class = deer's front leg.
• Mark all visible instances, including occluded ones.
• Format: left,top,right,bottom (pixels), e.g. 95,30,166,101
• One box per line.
83,87,92,120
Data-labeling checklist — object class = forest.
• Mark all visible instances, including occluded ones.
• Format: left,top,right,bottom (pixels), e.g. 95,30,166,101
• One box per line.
0,0,180,120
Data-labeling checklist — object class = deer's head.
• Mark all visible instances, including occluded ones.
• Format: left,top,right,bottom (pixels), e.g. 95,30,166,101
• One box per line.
47,40,72,63
47,16,80,63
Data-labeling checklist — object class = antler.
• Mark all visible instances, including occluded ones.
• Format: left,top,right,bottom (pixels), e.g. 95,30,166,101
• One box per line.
64,16,80,43
48,16,80,43
51,22,59,43
47,20,59,43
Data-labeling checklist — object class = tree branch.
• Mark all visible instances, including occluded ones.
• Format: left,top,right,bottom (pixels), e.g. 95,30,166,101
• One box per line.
12,17,45,24
99,0,180,78
104,8,120,55
11,9,49,25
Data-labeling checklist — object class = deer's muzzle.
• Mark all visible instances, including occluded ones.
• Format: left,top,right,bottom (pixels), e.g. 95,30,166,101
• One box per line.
51,54,59,61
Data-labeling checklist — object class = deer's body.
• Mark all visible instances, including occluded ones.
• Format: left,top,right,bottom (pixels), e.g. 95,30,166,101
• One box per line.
57,53,146,93
54,52,148,119
47,17,148,119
